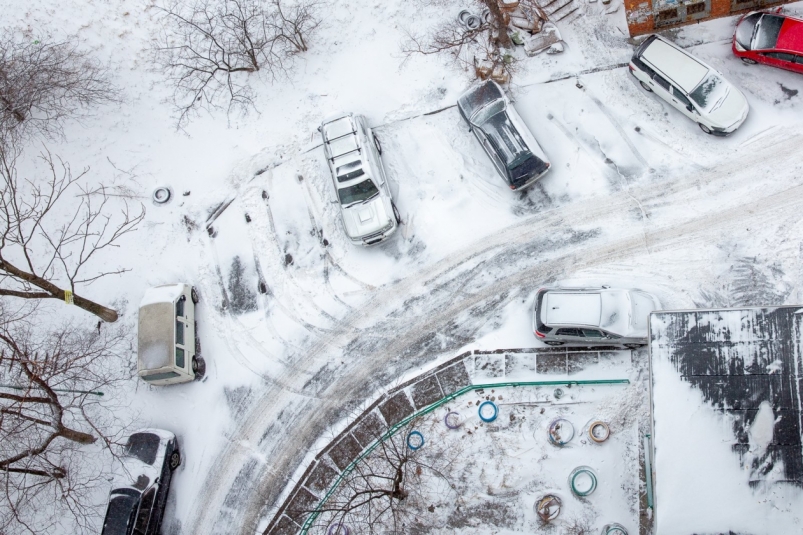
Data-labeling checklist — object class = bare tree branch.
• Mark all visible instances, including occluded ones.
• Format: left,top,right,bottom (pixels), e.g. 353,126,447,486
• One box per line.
0,142,145,322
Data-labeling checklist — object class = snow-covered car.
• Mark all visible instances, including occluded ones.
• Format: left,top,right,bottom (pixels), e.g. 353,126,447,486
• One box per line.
320,113,400,246
733,10,803,74
532,287,660,348
629,35,749,136
100,429,181,535
137,283,204,386
457,80,550,190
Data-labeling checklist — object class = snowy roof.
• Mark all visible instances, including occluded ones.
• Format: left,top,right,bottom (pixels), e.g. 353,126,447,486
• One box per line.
139,284,184,307
543,292,601,326
642,38,708,93
457,79,505,121
321,115,356,143
649,306,803,534
137,302,174,371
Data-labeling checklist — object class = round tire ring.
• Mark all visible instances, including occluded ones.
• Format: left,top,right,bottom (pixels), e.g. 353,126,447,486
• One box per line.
407,430,425,450
444,411,462,429
534,494,561,522
478,401,498,422
327,524,351,535
152,186,172,204
589,421,610,443
569,466,598,497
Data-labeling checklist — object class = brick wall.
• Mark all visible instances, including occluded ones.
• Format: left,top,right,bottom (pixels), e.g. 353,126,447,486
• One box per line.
625,0,792,37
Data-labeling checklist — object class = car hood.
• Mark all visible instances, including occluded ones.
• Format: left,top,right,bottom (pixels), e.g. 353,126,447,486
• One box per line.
341,196,391,239
707,87,749,129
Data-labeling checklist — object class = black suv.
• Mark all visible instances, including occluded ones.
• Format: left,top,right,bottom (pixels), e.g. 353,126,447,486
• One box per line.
457,80,551,191
101,430,181,535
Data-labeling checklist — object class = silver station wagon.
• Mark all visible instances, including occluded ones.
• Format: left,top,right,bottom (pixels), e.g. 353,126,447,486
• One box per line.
320,113,400,246
532,287,661,348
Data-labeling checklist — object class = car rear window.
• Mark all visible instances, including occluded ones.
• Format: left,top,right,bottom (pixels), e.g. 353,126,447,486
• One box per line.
125,433,161,465
755,14,784,50
102,493,139,535
336,161,365,182
509,155,549,187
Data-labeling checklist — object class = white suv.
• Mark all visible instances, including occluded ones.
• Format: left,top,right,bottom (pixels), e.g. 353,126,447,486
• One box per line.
629,35,749,136
320,113,399,246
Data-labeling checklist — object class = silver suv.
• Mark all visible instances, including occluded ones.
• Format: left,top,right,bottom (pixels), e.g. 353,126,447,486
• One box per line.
320,113,399,246
457,80,550,190
532,287,660,348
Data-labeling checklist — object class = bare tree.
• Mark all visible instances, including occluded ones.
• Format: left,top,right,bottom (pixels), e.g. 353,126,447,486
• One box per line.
403,0,517,82
0,142,145,322
0,301,129,535
153,0,322,127
0,32,118,144
299,418,462,534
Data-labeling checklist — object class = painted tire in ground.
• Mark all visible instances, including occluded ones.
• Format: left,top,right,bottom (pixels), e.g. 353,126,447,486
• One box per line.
548,418,574,446
602,523,628,535
589,421,610,443
327,524,351,535
407,430,425,450
444,411,462,429
534,494,561,521
478,401,498,422
569,466,597,497
152,186,172,204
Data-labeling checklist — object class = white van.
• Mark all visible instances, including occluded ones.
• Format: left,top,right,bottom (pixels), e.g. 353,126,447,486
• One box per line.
629,35,749,135
137,284,204,386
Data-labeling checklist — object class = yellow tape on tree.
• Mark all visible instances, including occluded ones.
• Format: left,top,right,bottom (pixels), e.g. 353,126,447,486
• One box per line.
64,290,74,305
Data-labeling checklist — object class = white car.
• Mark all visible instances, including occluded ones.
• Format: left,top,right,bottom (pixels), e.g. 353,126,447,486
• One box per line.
320,113,399,246
532,287,661,348
629,35,749,136
137,283,204,386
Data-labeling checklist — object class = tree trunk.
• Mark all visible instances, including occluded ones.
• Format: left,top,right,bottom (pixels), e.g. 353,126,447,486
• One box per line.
58,426,96,445
479,0,513,49
0,259,118,322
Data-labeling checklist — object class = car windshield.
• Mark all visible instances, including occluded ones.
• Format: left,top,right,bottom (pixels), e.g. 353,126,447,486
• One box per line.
337,179,379,207
470,99,505,126
689,73,729,112
753,14,784,50
124,433,160,465
336,161,365,182
735,13,761,50
101,491,139,535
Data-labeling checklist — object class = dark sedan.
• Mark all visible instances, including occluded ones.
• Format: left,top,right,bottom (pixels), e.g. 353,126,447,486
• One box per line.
457,80,551,191
101,429,181,535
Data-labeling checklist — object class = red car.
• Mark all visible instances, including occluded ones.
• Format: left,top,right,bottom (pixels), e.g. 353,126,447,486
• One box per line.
732,10,803,74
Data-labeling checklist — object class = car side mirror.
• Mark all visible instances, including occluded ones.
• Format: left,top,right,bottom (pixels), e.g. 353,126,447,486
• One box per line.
686,104,694,112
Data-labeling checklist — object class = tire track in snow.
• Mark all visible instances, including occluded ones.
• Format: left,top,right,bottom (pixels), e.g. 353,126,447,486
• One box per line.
186,131,803,535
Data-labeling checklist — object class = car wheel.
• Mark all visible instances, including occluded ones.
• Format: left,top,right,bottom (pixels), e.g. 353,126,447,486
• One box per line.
639,81,652,92
624,343,642,350
698,123,712,135
191,287,199,304
192,356,206,380
373,134,382,155
392,202,401,224
740,57,757,65
169,450,181,471
545,341,564,346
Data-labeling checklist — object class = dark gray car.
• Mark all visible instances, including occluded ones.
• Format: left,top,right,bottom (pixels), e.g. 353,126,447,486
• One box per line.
457,80,550,190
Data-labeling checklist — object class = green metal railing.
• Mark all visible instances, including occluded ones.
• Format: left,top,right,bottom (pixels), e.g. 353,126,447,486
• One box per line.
298,378,630,534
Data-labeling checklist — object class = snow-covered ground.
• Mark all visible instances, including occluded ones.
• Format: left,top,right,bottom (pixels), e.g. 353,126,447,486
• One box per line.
3,0,803,533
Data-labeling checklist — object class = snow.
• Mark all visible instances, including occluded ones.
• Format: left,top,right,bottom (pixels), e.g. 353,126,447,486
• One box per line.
3,0,803,533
